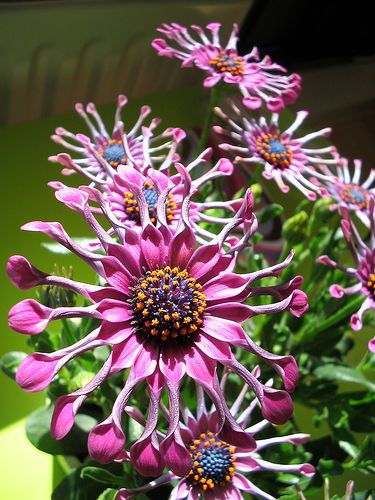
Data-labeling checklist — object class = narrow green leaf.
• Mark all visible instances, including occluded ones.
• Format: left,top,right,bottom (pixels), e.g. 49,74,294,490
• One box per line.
80,467,124,487
315,364,375,391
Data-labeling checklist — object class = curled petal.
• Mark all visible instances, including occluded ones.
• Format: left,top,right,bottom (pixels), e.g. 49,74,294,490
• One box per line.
88,415,125,464
7,255,47,290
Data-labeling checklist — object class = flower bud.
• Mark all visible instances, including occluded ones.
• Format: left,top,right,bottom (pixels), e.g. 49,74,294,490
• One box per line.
282,211,308,245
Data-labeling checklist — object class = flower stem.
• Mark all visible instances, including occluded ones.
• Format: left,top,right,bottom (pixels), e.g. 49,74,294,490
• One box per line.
198,86,220,153
295,294,364,345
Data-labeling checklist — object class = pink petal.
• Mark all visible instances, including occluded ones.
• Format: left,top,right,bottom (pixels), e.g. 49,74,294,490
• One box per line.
262,387,294,425
185,347,217,385
130,436,164,477
9,299,52,334
159,344,186,385
203,75,222,88
97,299,133,323
169,224,196,269
160,434,191,477
141,224,165,270
7,255,47,290
201,316,247,343
16,353,59,392
88,416,125,464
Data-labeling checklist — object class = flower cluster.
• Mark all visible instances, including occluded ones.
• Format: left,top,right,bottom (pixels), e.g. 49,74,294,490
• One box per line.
7,18,374,500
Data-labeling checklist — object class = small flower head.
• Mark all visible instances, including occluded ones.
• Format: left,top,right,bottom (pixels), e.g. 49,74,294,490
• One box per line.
214,105,338,200
116,373,314,500
319,158,375,227
49,95,184,183
152,23,301,112
317,198,375,351
8,183,306,470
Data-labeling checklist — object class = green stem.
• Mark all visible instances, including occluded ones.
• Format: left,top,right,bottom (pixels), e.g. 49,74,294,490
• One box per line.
197,86,219,153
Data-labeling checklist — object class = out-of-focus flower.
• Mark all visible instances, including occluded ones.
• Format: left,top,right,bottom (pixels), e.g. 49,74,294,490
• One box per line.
317,199,375,351
214,104,338,200
319,158,375,227
116,370,314,500
152,23,301,112
49,95,184,183
8,184,307,473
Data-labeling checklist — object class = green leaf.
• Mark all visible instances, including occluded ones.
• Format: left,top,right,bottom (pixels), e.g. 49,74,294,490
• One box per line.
26,405,98,455
0,351,27,379
314,364,375,391
52,467,106,500
318,458,344,476
96,489,118,500
80,467,124,487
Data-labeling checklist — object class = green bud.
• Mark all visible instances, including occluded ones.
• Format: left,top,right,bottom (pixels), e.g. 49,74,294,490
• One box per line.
37,265,76,308
310,197,335,231
282,210,309,245
250,183,262,205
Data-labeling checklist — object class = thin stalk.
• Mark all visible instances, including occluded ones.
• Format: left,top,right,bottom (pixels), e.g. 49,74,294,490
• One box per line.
197,86,219,153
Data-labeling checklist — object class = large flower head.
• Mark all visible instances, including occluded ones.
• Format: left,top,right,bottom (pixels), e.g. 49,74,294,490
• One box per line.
8,181,307,474
214,105,338,200
152,23,301,112
319,158,375,227
317,199,375,352
116,371,314,500
49,95,184,183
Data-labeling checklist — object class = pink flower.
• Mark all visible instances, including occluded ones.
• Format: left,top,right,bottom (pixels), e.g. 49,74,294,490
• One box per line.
116,371,314,500
50,150,240,245
317,198,375,350
49,95,184,183
8,185,306,470
319,158,375,227
152,23,301,112
214,106,338,200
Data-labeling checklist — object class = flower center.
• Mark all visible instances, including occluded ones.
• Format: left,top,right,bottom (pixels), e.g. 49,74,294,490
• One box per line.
339,184,368,209
210,51,244,76
123,181,176,225
187,432,236,492
367,272,375,297
256,134,292,169
99,139,127,168
131,266,206,343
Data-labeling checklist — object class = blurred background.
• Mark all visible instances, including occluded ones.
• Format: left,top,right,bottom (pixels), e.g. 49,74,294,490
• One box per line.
0,0,374,498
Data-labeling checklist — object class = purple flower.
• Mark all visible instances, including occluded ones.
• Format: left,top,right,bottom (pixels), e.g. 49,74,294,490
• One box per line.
49,95,184,183
317,199,375,351
319,158,375,227
7,185,306,472
152,23,301,112
116,371,314,500
50,149,241,246
214,106,338,200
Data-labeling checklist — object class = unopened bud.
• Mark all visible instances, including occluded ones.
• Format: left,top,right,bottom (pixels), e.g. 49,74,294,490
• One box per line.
282,211,309,245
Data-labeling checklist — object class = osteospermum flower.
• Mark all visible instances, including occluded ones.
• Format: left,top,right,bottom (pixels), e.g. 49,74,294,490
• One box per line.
319,158,375,227
116,371,314,500
152,23,301,112
317,199,375,352
49,94,185,183
214,104,338,200
50,148,243,245
8,185,307,474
